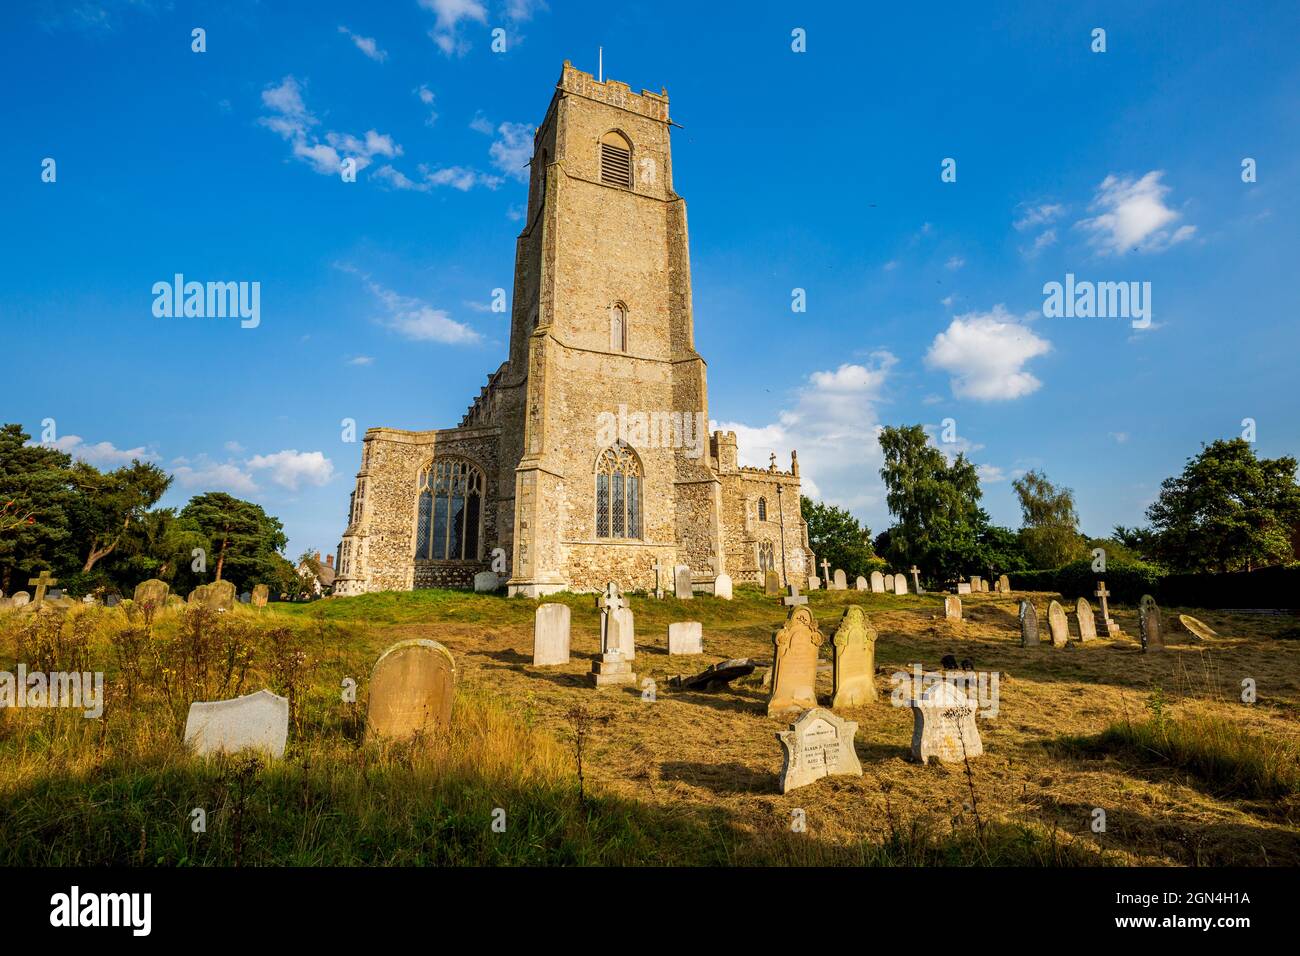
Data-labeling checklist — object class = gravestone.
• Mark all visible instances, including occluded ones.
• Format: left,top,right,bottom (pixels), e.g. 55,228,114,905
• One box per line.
820,558,832,589
1139,596,1164,653
775,708,863,794
591,583,636,686
1019,600,1039,647
806,575,821,591
674,565,693,600
532,603,571,666
883,574,894,592
11,591,30,608
133,578,170,607
251,584,269,608
956,582,972,595
188,584,209,605
970,576,982,592
239,592,252,605
944,595,962,621
1095,581,1122,637
667,621,704,655
184,688,289,759
1047,600,1069,647
766,606,823,717
1076,597,1097,641
207,580,237,611
910,566,924,595
104,593,121,608
651,558,667,600
870,571,885,593
997,574,1010,593
893,574,907,595
830,606,877,707
833,569,847,591
1177,614,1216,642
855,575,868,591
764,570,781,596
670,658,756,691
911,681,983,764
28,570,57,606
981,579,990,592
609,607,636,660
473,570,501,592
365,639,457,742
713,572,733,600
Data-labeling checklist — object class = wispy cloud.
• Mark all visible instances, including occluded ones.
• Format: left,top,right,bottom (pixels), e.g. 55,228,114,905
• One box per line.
338,25,388,62
337,263,482,345
258,76,400,177
420,0,488,56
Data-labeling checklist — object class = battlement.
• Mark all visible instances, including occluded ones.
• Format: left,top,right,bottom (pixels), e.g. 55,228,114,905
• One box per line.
557,61,670,124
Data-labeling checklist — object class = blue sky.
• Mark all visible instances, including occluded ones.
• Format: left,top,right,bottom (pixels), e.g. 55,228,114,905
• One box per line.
2,0,1297,558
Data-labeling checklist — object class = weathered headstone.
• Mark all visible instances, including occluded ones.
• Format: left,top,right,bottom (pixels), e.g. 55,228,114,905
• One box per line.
1139,596,1164,653
670,658,756,691
591,583,636,686
997,574,1010,594
775,707,863,793
187,584,209,605
806,574,821,591
764,570,781,596
206,580,237,611
532,603,570,665
674,565,692,600
980,579,990,592
133,578,170,607
855,575,868,591
667,621,704,655
365,639,457,742
1047,600,1069,647
833,569,847,591
870,570,885,593
944,595,962,621
28,570,57,606
11,591,31,608
1076,597,1097,641
883,573,894,592
239,591,252,604
104,593,121,608
1177,614,1216,642
910,681,983,764
830,606,877,707
251,583,269,607
766,606,823,717
970,576,982,592
185,688,289,759
473,570,501,592
712,572,733,600
893,574,907,595
956,582,972,595
1019,600,1039,646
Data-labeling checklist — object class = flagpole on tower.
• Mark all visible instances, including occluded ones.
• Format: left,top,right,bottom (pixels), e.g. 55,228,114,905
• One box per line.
598,46,603,83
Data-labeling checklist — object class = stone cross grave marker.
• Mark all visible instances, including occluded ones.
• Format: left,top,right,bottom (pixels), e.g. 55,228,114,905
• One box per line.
1095,581,1122,637
533,603,571,665
832,568,847,591
911,680,983,765
775,708,863,794
870,570,885,593
185,688,290,759
1047,600,1069,647
1019,600,1039,647
830,606,877,707
667,621,703,655
28,570,57,606
820,558,832,589
365,639,457,742
591,582,636,686
766,606,823,717
1076,597,1097,641
910,566,923,594
674,565,692,600
944,595,962,621
1139,595,1164,653
782,583,807,608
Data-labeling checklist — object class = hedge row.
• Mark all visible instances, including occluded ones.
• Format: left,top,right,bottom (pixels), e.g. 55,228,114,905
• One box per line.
1009,560,1300,609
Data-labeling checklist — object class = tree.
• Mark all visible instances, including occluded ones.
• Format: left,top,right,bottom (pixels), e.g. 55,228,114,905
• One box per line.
0,424,79,591
877,424,985,581
67,459,171,573
1145,438,1300,572
801,497,875,578
180,492,289,588
1012,469,1086,569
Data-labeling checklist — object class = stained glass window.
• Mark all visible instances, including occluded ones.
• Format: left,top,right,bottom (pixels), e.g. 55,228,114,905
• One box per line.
415,459,485,561
595,443,642,539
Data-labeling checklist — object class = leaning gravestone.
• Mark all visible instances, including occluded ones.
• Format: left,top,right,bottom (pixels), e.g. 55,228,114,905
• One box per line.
1019,600,1039,647
830,606,877,707
893,574,907,595
669,658,756,692
1047,600,1069,647
764,570,781,596
883,573,894,592
855,575,868,591
473,570,501,592
911,681,983,764
767,606,823,717
667,621,704,655
870,571,885,593
1177,614,1216,642
532,603,570,666
713,572,733,600
1139,597,1164,653
133,578,170,607
1076,597,1097,641
944,595,962,621
184,689,289,759
674,565,693,600
365,639,457,742
252,584,269,608
832,569,847,591
775,708,863,794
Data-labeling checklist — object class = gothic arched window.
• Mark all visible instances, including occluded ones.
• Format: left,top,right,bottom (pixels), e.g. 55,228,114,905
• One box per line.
415,458,485,561
599,131,632,187
757,496,768,522
758,541,775,573
595,442,642,539
609,302,627,352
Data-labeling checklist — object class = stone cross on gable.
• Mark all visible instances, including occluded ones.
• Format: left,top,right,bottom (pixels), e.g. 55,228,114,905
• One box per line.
782,583,808,607
28,570,57,605
820,558,831,586
769,452,777,470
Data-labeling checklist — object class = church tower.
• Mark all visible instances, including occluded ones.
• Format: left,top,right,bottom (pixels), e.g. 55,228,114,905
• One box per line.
505,62,721,596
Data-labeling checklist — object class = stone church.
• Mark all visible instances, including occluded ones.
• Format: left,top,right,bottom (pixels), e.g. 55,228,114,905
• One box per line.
333,62,811,598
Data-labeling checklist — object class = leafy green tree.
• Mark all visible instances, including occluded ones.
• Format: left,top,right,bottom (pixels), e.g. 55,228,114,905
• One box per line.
180,492,289,588
1145,438,1300,572
877,424,985,581
801,497,875,579
1012,469,1086,569
0,424,79,591
67,460,172,573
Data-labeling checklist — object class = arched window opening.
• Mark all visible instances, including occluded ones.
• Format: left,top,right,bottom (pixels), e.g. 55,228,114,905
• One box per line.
609,302,627,352
599,131,632,188
758,541,776,573
415,459,485,561
757,496,768,522
595,442,642,539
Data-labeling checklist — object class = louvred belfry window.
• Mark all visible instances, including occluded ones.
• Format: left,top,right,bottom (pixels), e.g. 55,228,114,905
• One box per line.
599,132,632,188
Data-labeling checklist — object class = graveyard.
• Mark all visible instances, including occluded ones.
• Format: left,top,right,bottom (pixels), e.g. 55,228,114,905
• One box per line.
1,580,1296,867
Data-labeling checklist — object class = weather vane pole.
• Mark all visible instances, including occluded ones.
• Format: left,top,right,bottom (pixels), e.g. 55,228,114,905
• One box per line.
598,46,603,83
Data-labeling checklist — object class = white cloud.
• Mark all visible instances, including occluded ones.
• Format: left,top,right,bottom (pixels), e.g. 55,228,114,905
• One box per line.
246,450,335,491
940,294,955,307
1013,203,1064,231
977,463,1006,483
373,163,502,193
414,84,439,125
259,76,402,177
420,0,487,56
469,112,495,135
1020,228,1057,258
488,121,533,182
43,435,158,467
172,457,259,495
925,305,1052,401
1076,171,1195,255
337,264,482,345
347,355,375,366
882,259,899,272
713,351,897,513
223,441,245,454
505,0,547,20
338,25,388,62
945,255,965,270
